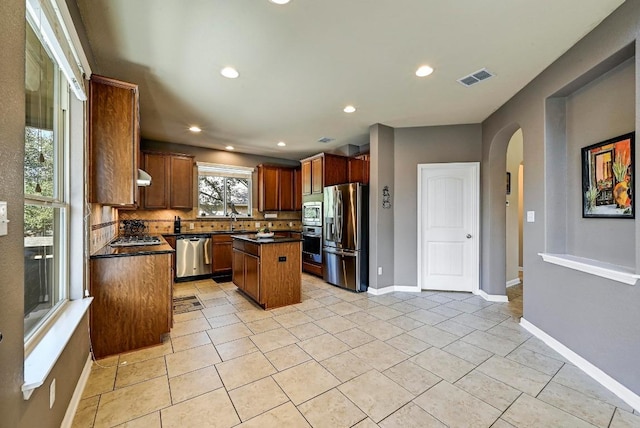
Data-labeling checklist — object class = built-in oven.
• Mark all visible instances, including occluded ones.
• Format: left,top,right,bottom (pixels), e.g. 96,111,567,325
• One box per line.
302,225,322,264
302,201,322,227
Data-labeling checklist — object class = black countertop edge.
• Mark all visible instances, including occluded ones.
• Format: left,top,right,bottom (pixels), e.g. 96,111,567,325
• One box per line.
163,229,302,237
232,234,303,244
90,236,175,259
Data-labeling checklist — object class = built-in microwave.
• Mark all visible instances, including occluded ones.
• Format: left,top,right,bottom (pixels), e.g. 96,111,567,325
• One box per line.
302,201,322,226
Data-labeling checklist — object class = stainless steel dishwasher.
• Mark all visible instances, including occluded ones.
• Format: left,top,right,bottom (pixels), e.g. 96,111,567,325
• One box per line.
176,235,212,280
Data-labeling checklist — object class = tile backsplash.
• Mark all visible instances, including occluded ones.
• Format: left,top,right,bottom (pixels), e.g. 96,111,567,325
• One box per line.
119,209,302,235
90,204,118,253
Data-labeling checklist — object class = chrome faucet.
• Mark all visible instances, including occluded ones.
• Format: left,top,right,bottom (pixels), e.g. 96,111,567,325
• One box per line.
228,203,239,231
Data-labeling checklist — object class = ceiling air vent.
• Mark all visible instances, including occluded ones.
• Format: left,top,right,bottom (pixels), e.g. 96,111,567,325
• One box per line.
457,68,495,87
317,137,334,144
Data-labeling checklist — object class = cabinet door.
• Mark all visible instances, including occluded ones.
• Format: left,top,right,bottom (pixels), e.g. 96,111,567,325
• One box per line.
142,152,168,209
324,154,348,186
212,235,233,274
301,160,312,195
278,168,294,211
259,166,280,211
311,157,323,194
293,167,302,210
348,157,366,184
232,249,245,290
169,155,194,209
89,75,139,206
244,254,260,302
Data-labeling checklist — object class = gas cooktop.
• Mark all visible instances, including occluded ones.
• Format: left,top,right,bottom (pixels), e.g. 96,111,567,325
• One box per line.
110,235,162,247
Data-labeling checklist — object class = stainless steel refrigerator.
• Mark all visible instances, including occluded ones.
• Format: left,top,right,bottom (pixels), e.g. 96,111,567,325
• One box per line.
323,183,368,292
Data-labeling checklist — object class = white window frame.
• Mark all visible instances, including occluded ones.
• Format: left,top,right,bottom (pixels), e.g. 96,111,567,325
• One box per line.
197,162,254,218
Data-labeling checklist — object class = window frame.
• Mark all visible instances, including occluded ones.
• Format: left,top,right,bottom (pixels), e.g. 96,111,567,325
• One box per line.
23,16,71,350
197,162,254,218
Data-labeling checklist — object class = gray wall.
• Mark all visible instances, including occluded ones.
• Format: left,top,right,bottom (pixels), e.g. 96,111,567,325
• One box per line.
0,1,92,426
369,124,395,290
481,0,640,394
565,59,635,266
393,124,482,287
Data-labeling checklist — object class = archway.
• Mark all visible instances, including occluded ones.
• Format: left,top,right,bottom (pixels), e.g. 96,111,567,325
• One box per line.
506,130,524,313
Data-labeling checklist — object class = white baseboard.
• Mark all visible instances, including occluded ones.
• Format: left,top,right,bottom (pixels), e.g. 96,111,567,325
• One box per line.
520,318,640,412
367,285,421,295
61,354,93,428
477,289,509,302
506,278,521,288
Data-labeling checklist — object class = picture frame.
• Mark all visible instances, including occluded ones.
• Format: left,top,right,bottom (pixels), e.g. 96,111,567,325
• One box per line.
506,172,511,195
581,132,634,218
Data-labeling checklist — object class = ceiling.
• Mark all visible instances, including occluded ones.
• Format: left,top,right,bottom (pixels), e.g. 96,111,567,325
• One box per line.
75,0,624,160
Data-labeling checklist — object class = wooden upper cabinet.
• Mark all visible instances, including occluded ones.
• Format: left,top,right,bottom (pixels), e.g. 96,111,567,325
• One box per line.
300,153,349,195
141,152,168,209
348,153,370,185
301,160,312,195
257,165,298,211
89,75,139,206
293,167,302,210
170,155,194,209
279,168,294,211
141,151,194,210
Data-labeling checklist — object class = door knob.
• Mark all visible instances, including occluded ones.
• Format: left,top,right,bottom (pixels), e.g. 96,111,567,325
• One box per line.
466,234,472,239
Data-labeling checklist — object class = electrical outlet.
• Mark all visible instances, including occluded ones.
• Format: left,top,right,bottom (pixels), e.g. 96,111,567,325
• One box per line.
255,222,260,228
50,378,56,409
378,267,383,275
268,222,273,228
527,211,535,222
288,222,293,227
189,223,195,230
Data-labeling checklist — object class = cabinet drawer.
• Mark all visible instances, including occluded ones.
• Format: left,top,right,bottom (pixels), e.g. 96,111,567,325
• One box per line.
244,242,260,257
213,234,233,243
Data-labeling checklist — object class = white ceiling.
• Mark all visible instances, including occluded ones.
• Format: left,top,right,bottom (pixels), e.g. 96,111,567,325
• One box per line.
75,0,624,160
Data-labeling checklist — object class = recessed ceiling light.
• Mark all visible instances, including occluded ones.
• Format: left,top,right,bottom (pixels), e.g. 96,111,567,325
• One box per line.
277,141,286,147
343,105,356,113
220,67,239,79
416,65,434,77
225,146,234,151
269,0,290,4
189,126,201,133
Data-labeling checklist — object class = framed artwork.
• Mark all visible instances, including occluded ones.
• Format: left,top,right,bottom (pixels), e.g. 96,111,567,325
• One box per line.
581,132,634,218
506,172,511,195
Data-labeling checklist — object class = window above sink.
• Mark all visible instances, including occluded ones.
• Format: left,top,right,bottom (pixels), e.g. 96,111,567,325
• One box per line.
197,163,254,218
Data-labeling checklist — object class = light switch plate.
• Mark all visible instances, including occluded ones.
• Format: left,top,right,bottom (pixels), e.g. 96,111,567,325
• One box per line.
0,202,8,236
527,211,535,222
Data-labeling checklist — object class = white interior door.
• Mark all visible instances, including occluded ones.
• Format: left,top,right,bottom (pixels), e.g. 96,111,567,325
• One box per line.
418,163,479,292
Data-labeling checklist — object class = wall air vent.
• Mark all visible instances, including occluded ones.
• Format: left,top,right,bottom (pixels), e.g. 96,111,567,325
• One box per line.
457,68,495,87
317,137,334,143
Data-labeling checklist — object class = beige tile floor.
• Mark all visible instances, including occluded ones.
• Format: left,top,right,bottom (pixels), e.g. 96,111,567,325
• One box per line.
72,275,640,428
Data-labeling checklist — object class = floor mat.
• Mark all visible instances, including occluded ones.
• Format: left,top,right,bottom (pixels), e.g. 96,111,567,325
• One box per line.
173,295,203,314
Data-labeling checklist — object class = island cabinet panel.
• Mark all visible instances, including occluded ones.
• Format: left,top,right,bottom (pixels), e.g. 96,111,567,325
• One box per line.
212,234,233,275
89,74,139,206
90,253,172,359
232,238,301,309
260,242,301,309
141,151,194,210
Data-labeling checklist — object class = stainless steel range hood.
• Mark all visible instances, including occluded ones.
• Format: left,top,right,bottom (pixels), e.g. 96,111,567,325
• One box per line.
137,169,152,186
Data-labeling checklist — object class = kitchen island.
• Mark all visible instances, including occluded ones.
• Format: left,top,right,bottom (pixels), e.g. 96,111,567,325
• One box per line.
232,234,302,309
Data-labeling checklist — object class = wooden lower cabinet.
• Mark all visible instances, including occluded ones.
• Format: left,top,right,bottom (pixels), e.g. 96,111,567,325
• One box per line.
90,253,172,359
232,239,301,309
212,234,233,275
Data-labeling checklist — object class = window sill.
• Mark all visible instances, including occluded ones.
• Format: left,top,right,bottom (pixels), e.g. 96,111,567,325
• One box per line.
22,297,93,400
538,253,639,285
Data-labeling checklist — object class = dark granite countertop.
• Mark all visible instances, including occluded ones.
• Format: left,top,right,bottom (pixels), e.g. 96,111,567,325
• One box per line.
162,229,302,237
232,234,303,244
90,236,175,259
